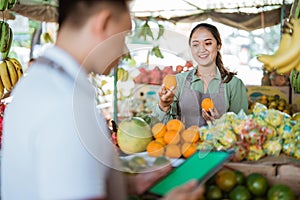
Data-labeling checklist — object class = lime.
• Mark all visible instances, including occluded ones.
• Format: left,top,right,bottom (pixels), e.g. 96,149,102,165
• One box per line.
246,173,268,197
267,184,296,200
229,185,251,200
206,185,223,200
234,170,245,185
215,169,237,192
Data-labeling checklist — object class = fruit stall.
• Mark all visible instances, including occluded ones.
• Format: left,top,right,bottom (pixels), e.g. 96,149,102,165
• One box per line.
1,0,300,199
112,1,300,199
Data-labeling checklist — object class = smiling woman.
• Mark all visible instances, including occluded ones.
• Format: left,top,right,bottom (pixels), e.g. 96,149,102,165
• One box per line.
154,23,248,128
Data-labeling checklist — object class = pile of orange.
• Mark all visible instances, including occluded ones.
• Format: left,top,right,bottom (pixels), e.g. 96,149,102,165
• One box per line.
146,119,201,159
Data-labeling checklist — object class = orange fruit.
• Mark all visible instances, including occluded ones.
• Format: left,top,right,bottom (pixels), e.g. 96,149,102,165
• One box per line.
181,142,197,158
165,144,181,158
166,119,185,133
155,137,166,146
164,130,181,145
181,129,200,143
201,98,214,112
162,74,177,90
147,141,165,157
151,123,167,139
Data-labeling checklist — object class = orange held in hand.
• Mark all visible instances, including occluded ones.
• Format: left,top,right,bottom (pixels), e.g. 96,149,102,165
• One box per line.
162,74,177,90
201,98,214,112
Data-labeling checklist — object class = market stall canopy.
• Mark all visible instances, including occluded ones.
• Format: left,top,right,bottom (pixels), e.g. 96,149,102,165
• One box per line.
1,10,15,20
130,0,293,31
8,0,293,30
11,0,58,22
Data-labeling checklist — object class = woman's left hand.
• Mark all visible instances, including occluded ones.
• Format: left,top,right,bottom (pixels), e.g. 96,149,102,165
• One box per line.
202,107,220,123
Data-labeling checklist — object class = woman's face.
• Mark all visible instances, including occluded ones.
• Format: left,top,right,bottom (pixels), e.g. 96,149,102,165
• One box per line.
190,28,220,68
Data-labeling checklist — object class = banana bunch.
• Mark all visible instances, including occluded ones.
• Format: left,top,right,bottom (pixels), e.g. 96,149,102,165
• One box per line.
117,67,129,82
40,32,54,44
257,18,300,74
0,57,23,98
290,69,300,93
0,21,13,60
0,0,16,11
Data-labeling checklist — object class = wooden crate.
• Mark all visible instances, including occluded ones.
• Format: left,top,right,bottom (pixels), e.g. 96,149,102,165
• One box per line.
268,164,300,195
224,162,300,195
224,162,276,177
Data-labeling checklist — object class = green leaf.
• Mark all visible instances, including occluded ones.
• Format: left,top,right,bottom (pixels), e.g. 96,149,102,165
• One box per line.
157,24,164,40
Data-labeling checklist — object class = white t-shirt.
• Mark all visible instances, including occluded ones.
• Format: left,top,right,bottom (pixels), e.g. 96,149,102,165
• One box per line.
1,47,125,199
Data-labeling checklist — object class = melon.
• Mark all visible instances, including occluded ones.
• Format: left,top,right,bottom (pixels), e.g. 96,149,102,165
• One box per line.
117,117,153,154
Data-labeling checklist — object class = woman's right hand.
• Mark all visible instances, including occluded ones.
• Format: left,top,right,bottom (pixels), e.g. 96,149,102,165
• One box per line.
158,85,176,112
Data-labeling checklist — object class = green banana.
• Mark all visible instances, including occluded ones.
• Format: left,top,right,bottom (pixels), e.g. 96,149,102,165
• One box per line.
7,0,15,9
1,26,13,60
296,72,300,93
0,0,8,11
151,46,164,59
157,24,164,40
290,69,297,89
0,21,11,54
5,59,18,86
137,21,154,41
0,61,12,91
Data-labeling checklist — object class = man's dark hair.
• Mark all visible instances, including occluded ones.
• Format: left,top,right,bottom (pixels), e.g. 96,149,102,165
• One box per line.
58,0,129,27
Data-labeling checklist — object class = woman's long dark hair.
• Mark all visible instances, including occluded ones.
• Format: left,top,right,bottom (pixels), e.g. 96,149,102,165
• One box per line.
189,23,236,83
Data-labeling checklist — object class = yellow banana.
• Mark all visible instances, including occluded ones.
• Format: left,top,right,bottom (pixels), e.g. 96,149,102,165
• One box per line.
268,19,300,69
262,64,273,72
295,62,300,71
122,70,129,81
117,68,124,81
5,59,18,86
256,31,293,69
8,57,23,79
0,61,12,91
0,77,4,99
276,56,300,74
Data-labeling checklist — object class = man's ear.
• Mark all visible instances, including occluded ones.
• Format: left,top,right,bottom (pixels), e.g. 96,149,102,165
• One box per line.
92,9,112,39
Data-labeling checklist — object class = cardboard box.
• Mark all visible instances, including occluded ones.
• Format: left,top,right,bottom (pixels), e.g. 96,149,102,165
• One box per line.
246,85,290,103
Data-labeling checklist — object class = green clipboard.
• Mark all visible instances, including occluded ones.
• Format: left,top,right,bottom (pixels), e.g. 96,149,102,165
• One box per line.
148,150,234,196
